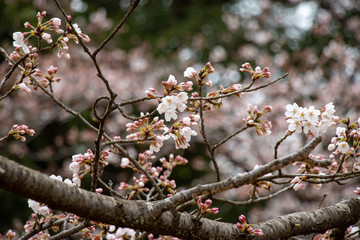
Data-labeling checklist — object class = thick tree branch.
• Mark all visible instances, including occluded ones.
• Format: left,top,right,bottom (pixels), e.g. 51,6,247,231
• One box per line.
251,198,360,240
0,153,359,239
2,136,354,240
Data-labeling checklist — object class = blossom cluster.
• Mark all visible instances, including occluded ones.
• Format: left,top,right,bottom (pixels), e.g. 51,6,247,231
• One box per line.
37,65,61,88
12,11,89,59
291,158,324,191
8,124,35,142
197,196,219,216
328,126,352,154
119,152,188,198
164,115,199,149
327,117,360,173
119,174,150,199
203,83,243,111
1,230,16,240
314,226,359,240
125,116,166,153
69,149,109,186
240,62,271,80
10,11,90,97
106,226,136,240
236,214,263,236
285,102,338,136
243,104,272,135
157,92,189,122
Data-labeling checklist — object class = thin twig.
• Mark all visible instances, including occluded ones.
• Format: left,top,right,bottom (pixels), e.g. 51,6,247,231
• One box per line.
0,48,29,91
47,221,90,240
189,73,289,102
92,0,140,56
212,184,294,206
213,126,249,150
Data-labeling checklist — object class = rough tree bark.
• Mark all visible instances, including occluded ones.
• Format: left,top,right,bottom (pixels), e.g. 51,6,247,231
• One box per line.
1,136,359,239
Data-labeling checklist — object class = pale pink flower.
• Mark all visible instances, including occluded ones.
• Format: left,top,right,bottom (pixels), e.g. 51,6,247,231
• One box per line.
181,126,197,142
336,127,347,138
17,83,32,93
13,32,29,53
121,158,130,168
285,103,299,118
177,81,193,91
157,94,188,121
24,22,33,29
324,102,335,116
182,117,191,125
327,143,336,151
69,161,80,173
41,33,53,44
72,23,90,42
72,176,81,186
184,67,197,78
164,108,178,121
5,230,16,240
291,176,306,191
287,118,302,134
174,92,188,112
307,106,320,121
149,135,165,153
145,88,158,98
167,74,177,86
49,174,63,181
28,199,50,215
51,17,61,26
338,141,349,154
254,66,262,76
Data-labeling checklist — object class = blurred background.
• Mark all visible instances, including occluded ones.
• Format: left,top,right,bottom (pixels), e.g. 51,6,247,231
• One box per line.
0,0,359,236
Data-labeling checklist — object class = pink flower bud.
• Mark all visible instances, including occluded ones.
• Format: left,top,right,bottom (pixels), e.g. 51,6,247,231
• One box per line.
253,228,264,236
239,214,247,224
51,17,62,26
205,199,212,207
24,22,33,28
47,65,58,75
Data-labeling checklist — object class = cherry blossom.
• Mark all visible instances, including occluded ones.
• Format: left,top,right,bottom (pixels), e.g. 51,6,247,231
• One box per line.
145,88,158,98
12,32,29,53
51,17,61,27
17,82,32,93
285,103,337,136
240,62,271,80
28,199,50,216
290,176,306,191
184,67,197,78
157,93,188,121
41,32,53,44
9,124,35,142
106,227,136,240
338,141,350,154
69,23,91,43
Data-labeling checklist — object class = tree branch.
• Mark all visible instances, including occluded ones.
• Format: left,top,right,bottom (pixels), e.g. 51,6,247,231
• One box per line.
251,198,360,240
0,153,359,239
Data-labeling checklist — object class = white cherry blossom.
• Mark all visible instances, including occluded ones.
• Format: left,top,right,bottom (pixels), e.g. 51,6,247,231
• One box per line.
13,32,29,53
